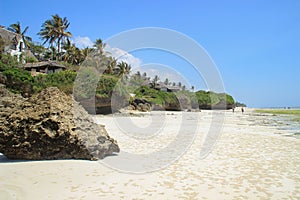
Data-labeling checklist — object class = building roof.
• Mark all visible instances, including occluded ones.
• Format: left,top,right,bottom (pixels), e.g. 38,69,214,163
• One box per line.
24,61,66,69
0,27,22,45
167,86,181,91
155,82,181,91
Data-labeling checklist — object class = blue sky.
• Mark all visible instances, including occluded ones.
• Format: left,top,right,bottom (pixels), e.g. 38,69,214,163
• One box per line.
1,0,299,108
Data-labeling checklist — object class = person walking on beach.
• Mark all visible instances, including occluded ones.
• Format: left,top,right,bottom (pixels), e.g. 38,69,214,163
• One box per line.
232,105,235,113
241,107,244,114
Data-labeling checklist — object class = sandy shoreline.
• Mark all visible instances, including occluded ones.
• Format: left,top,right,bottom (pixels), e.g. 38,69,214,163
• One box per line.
1,109,300,199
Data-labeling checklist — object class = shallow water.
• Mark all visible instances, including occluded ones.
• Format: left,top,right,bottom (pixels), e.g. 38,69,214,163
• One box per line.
250,112,300,139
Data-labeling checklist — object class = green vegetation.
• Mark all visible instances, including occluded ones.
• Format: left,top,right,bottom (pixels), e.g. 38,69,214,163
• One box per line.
195,90,234,109
0,14,237,113
255,109,300,122
0,53,236,111
134,86,178,105
235,101,247,107
36,70,77,94
131,86,234,110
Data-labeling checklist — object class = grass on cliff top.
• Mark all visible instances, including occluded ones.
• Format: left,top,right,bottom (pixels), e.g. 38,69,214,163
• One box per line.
255,109,300,122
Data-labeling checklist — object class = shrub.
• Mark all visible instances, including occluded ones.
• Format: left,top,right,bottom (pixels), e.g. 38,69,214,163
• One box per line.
2,67,41,96
25,56,38,63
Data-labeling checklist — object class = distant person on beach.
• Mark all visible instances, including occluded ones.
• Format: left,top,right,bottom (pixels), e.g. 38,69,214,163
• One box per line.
232,105,235,112
241,107,244,114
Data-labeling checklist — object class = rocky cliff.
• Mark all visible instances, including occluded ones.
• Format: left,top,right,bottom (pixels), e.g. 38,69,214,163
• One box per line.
0,85,119,160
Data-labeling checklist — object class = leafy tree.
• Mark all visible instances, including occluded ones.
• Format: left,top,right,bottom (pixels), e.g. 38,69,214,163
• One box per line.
96,75,119,98
27,42,46,61
8,21,32,48
73,67,99,99
38,14,72,60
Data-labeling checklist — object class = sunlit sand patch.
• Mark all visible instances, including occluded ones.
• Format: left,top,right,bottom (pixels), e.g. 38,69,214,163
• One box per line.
1,109,300,199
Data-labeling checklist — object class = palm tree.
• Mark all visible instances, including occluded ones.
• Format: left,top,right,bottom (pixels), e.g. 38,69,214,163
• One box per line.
142,72,147,79
131,71,142,83
105,57,117,74
38,14,72,60
136,71,141,78
164,78,169,86
62,39,82,65
151,75,159,88
178,82,182,88
81,47,92,58
94,38,106,56
116,61,131,80
27,41,46,61
8,21,32,48
44,46,58,61
191,86,195,92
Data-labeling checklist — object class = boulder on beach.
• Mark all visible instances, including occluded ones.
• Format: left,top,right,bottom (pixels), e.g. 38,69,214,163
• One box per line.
0,85,119,160
131,98,152,112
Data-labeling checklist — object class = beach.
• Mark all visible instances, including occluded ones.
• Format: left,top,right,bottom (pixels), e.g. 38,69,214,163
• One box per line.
1,109,300,199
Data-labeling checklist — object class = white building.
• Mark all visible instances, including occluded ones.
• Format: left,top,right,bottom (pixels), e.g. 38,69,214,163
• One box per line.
0,26,27,62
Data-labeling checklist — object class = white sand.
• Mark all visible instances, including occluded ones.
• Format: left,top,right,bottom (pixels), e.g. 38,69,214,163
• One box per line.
1,109,300,199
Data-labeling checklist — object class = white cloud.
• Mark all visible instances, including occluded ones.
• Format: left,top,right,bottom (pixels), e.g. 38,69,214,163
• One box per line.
104,45,142,69
73,36,94,49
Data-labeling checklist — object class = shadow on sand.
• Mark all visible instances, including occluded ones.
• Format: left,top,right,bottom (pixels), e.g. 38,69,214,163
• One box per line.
0,153,119,163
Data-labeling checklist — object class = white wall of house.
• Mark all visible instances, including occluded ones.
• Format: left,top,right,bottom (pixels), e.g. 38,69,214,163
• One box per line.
0,27,26,63
9,38,26,62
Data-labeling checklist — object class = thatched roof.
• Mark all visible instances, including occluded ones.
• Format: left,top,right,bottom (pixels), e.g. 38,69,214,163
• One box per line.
167,86,181,91
0,27,21,45
24,61,66,69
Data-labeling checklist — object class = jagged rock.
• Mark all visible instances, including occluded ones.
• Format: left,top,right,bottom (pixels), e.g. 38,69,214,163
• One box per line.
0,73,6,85
131,99,152,112
0,86,119,160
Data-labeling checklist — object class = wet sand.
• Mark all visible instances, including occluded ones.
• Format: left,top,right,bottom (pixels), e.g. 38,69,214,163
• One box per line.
1,109,299,199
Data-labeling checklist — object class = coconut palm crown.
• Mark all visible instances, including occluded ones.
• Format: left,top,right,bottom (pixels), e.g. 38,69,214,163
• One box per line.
8,21,32,48
38,14,72,60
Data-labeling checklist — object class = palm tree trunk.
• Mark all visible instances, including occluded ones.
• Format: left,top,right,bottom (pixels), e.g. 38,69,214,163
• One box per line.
57,38,61,61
